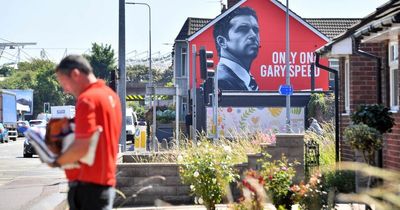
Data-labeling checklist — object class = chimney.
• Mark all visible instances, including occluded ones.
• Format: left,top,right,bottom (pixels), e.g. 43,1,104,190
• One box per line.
221,3,227,13
227,0,240,8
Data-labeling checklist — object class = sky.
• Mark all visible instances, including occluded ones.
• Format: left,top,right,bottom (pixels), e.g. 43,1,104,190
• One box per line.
0,0,389,65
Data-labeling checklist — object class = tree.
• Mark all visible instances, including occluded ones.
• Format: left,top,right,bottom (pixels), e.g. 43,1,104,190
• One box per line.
34,66,75,116
0,70,36,89
85,43,116,82
0,59,74,117
158,66,173,85
126,65,150,83
0,65,15,76
126,64,172,85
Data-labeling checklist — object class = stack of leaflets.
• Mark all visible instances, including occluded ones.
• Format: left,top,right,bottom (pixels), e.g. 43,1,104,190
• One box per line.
24,126,102,169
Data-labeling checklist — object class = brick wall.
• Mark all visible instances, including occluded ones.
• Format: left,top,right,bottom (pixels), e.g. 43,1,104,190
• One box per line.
385,115,400,170
114,163,192,207
338,57,353,161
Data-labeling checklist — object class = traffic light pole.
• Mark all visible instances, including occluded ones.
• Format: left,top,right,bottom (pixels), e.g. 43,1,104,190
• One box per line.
213,66,218,142
191,45,197,143
199,46,217,141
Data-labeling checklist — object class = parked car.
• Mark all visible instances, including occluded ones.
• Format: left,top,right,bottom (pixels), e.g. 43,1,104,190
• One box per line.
24,120,47,158
0,123,9,143
23,137,36,158
29,119,47,128
17,120,30,137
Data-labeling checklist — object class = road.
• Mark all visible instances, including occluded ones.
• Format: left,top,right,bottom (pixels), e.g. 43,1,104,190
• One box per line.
0,138,67,210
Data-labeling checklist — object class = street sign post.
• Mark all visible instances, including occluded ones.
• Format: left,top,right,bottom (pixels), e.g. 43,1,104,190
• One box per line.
279,84,293,96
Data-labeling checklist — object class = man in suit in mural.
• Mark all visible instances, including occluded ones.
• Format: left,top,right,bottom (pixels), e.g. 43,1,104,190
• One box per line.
213,6,260,91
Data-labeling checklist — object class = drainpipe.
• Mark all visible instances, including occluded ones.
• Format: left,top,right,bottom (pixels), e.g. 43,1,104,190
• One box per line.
315,53,340,162
351,36,383,168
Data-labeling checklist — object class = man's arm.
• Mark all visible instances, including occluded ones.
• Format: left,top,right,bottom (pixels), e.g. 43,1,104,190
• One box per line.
55,137,91,166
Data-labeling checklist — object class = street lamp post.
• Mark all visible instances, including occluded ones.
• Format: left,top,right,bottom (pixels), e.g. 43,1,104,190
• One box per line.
126,2,156,150
126,2,152,86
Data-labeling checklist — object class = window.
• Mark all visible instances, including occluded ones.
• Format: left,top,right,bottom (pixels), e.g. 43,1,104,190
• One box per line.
389,41,399,111
329,59,339,80
344,59,350,114
181,47,187,76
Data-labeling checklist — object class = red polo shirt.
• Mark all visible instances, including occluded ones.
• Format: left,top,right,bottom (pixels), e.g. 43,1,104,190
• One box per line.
74,80,122,186
65,168,80,181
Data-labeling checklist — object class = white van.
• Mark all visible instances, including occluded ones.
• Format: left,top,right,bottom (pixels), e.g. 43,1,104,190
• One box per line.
51,105,75,119
126,108,138,142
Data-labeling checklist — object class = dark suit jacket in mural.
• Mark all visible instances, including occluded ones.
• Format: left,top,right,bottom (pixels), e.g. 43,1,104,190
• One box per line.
217,63,250,91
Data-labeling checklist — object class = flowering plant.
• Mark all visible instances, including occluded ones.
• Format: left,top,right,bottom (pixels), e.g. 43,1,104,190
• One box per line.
260,155,299,210
178,141,238,210
291,172,327,209
252,130,276,145
230,169,267,210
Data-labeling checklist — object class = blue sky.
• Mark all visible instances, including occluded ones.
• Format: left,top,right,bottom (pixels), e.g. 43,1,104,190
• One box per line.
0,0,388,65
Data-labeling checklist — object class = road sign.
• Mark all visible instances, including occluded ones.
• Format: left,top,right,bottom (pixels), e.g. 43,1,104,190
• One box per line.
279,84,293,96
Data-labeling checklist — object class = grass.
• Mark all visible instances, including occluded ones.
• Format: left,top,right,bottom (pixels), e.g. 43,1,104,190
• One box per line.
127,130,272,164
304,121,336,167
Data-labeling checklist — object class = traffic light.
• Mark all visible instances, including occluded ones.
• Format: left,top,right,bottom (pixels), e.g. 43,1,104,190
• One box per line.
44,102,50,114
109,69,117,92
199,47,214,80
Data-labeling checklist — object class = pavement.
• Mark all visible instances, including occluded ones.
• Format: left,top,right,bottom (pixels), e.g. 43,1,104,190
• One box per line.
113,203,369,210
0,174,68,210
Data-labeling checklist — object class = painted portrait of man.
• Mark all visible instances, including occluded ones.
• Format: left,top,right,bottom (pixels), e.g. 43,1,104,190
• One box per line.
213,6,260,91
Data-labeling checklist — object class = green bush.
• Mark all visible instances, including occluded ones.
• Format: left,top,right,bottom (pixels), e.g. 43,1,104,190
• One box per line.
351,104,395,134
322,170,355,194
344,123,382,165
178,140,238,210
156,109,176,124
307,93,334,122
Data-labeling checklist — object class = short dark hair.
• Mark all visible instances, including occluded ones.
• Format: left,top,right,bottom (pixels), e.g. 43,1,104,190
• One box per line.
55,55,93,75
213,6,258,56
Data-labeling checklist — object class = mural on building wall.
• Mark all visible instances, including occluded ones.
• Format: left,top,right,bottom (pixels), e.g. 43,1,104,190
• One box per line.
206,106,305,137
189,0,329,91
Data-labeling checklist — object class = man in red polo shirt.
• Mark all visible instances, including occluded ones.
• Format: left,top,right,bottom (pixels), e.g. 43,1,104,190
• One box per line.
53,55,122,210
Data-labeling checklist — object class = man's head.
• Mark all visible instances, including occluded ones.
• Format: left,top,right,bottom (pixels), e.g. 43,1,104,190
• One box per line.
213,7,260,62
55,55,95,97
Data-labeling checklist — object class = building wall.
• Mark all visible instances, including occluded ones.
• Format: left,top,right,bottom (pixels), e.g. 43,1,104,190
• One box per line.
339,57,353,161
174,41,189,120
339,40,400,170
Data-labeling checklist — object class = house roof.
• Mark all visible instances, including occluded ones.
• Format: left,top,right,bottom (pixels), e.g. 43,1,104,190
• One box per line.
303,18,362,39
317,0,400,55
175,17,361,41
175,18,212,41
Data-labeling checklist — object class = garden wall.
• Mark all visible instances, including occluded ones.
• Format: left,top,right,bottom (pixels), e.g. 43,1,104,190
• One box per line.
114,133,304,207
